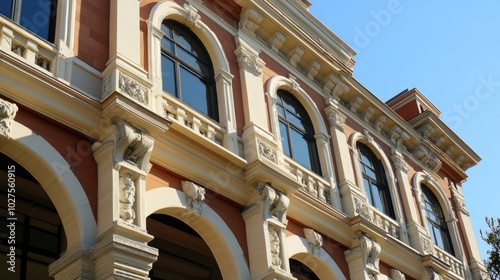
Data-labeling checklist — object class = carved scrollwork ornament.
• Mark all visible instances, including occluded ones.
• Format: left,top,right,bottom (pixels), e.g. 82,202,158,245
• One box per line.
357,231,381,278
258,140,278,163
183,4,200,27
0,98,18,139
269,227,282,268
304,228,323,256
118,73,148,105
111,118,154,171
254,181,289,224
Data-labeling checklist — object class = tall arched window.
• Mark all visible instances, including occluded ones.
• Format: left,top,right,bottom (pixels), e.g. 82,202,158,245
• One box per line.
160,20,218,121
421,185,454,255
277,90,321,174
357,142,394,219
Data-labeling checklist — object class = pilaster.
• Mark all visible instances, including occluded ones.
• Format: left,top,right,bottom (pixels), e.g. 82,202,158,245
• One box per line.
91,117,159,279
242,181,296,280
48,243,94,280
345,231,381,280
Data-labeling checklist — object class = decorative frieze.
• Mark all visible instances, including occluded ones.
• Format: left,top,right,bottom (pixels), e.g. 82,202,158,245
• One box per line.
182,180,206,215
269,31,286,52
239,8,263,34
306,60,321,80
119,171,136,224
118,73,148,105
288,46,304,67
304,228,323,256
183,4,200,27
0,98,18,139
254,181,289,224
258,140,278,163
413,144,442,172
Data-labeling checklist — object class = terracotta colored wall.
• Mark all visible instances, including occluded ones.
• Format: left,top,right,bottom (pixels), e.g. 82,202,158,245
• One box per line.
74,0,110,71
14,105,98,219
393,99,420,121
146,163,249,260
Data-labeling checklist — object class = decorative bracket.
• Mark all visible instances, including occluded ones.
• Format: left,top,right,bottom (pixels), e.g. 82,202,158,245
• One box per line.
0,98,18,139
182,181,206,215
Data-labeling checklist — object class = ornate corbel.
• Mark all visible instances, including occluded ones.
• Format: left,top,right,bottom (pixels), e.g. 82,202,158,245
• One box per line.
357,231,381,278
182,181,206,215
418,123,435,139
235,42,265,76
413,145,442,172
349,96,363,115
288,46,304,67
304,228,323,256
363,106,375,123
239,7,263,34
0,98,18,139
424,266,442,280
269,31,286,52
389,125,410,148
325,106,346,132
254,181,289,224
306,60,321,80
111,117,154,171
374,115,387,133
390,269,405,280
322,73,340,96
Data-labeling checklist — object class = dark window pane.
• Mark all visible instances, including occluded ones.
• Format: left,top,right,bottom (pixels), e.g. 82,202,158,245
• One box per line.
279,121,290,157
161,55,176,96
20,0,53,41
180,67,209,115
161,37,175,54
277,105,285,117
0,0,14,18
177,47,210,75
290,128,312,169
30,228,59,253
287,113,305,131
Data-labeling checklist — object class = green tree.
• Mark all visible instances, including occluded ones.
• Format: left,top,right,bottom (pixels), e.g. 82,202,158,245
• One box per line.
481,217,500,280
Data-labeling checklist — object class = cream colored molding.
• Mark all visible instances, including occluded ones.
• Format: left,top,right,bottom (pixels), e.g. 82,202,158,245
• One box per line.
182,180,206,215
303,228,323,256
326,105,347,132
183,3,201,27
235,39,266,75
391,149,409,174
0,98,18,139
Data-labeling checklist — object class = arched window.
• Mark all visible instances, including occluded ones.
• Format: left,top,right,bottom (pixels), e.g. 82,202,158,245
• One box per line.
0,0,57,42
357,142,394,218
277,90,321,174
160,20,218,121
421,185,454,255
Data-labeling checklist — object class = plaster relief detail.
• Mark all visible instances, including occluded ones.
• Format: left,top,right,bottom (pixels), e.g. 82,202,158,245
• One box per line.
182,181,206,215
389,125,409,148
0,98,18,139
363,106,375,123
425,266,442,280
374,115,387,133
354,197,370,220
119,171,136,224
304,228,323,256
258,140,278,163
326,106,346,132
418,123,435,139
269,227,282,268
306,60,321,80
119,73,148,105
390,269,405,280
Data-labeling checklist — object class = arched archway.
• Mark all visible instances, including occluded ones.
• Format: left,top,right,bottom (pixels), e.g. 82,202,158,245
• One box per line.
145,187,250,280
286,235,346,280
0,120,96,248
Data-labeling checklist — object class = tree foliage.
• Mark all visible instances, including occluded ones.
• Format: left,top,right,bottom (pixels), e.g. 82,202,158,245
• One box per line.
481,217,500,280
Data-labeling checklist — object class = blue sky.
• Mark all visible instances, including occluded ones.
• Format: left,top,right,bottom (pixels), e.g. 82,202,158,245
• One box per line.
309,1,500,260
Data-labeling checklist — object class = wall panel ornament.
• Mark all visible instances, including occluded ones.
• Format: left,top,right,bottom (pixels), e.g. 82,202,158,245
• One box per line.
118,73,148,105
0,98,18,139
258,140,278,163
119,171,136,224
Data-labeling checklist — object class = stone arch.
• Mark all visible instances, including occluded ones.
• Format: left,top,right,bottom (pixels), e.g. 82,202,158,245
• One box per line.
145,186,251,280
349,131,405,224
0,120,97,247
286,235,346,280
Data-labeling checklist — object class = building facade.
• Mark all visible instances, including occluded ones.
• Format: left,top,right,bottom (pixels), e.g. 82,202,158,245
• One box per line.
0,0,489,279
